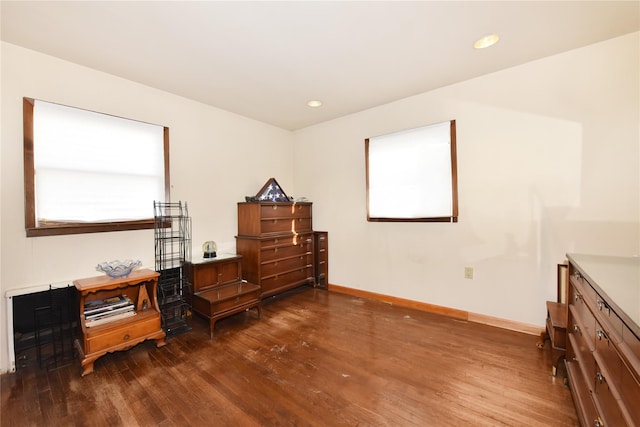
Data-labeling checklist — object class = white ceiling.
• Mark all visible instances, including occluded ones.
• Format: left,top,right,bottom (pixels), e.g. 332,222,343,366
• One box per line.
2,1,638,130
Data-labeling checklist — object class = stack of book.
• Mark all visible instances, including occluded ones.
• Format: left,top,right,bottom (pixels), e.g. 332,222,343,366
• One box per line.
84,295,136,327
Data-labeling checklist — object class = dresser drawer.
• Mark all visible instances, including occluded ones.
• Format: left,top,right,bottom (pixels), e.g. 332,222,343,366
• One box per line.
593,359,627,427
620,327,640,380
593,296,624,343
85,315,161,354
261,241,311,262
261,255,311,277
259,203,311,219
622,326,640,360
260,217,312,234
260,267,313,292
259,235,309,248
316,233,327,250
568,318,597,388
595,320,623,380
237,202,312,236
566,358,601,427
569,273,598,308
570,285,596,352
619,362,640,426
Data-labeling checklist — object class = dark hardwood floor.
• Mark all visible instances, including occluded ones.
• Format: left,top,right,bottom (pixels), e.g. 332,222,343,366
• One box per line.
1,286,577,426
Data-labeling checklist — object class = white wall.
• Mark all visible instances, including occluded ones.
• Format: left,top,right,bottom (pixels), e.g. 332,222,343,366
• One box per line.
0,42,294,373
293,33,640,325
1,33,638,374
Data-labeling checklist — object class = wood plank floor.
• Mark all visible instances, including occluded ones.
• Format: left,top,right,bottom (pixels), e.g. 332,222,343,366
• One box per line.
1,286,577,426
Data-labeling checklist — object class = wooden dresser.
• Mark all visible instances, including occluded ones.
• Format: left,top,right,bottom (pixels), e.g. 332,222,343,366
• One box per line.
236,202,315,298
565,253,640,426
314,231,328,289
74,269,166,376
185,254,261,338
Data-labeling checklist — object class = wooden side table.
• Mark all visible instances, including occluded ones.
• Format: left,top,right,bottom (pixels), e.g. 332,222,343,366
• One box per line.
192,281,262,339
74,269,166,376
185,254,262,338
537,301,567,376
537,263,568,377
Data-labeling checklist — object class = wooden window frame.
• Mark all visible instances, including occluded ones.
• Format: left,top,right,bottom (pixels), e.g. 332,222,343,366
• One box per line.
365,119,458,223
23,97,170,237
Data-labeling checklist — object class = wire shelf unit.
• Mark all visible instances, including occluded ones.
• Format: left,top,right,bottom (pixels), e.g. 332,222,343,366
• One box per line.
153,201,192,337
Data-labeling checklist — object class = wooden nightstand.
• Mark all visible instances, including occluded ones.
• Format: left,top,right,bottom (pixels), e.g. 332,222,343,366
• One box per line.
74,269,166,376
538,301,567,376
185,254,261,338
537,263,568,377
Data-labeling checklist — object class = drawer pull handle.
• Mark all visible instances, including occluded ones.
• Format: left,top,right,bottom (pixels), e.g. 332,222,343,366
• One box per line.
573,324,580,333
596,330,607,341
574,293,582,302
123,334,130,341
596,372,604,384
272,219,278,224
597,300,604,311
594,420,603,427
272,205,278,210
234,297,240,303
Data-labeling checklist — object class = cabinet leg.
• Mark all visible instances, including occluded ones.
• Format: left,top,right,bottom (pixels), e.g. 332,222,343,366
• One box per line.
209,319,216,340
536,329,548,349
552,354,566,378
80,356,98,377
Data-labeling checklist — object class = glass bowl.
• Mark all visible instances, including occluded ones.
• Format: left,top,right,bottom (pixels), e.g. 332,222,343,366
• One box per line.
96,260,142,278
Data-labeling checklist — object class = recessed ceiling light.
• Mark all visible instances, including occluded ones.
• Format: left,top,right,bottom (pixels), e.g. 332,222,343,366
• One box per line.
474,34,500,49
306,100,323,108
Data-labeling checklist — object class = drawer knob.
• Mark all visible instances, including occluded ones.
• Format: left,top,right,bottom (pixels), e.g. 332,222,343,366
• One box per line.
574,293,582,302
596,330,607,341
597,300,604,311
573,324,580,333
123,334,130,341
272,205,277,210
594,420,602,427
596,372,604,384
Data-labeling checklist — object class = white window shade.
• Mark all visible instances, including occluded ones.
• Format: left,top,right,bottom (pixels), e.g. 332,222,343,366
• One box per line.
33,100,165,223
366,120,457,222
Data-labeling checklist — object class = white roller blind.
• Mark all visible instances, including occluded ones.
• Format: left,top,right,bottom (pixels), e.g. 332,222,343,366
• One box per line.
33,100,165,222
367,120,455,220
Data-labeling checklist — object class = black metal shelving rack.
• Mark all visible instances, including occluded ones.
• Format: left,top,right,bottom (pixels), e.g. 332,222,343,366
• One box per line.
153,201,192,337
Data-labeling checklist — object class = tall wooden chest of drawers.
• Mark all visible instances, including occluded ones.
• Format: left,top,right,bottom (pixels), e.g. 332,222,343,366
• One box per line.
565,254,640,427
314,231,328,289
236,202,315,298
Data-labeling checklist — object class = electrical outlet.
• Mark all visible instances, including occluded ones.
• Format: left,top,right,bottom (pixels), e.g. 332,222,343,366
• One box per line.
464,267,474,279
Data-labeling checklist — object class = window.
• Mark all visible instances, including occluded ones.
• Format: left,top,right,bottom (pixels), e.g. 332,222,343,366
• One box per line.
23,98,170,236
365,120,458,222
